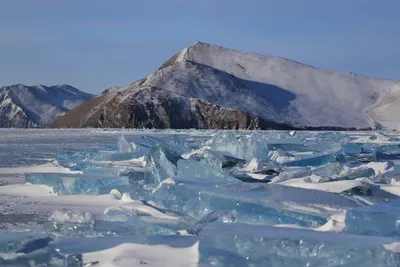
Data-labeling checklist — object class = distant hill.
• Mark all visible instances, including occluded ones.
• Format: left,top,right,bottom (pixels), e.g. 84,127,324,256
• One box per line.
0,84,92,128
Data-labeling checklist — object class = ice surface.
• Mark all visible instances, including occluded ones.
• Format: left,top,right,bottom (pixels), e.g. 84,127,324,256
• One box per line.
2,129,400,266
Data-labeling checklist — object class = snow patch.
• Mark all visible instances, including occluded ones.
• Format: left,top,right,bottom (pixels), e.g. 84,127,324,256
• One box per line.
0,161,81,174
82,241,199,267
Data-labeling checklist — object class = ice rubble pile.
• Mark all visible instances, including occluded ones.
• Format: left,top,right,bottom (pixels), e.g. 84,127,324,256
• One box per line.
2,131,400,266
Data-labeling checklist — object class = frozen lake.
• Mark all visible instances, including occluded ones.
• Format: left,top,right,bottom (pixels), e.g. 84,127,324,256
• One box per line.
0,129,399,266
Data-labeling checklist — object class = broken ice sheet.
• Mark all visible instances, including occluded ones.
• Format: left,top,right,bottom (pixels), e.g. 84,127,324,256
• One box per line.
150,177,361,227
4,129,400,266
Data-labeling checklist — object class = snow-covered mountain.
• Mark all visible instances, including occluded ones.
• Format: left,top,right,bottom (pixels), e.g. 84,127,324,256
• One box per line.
53,42,400,130
0,84,92,128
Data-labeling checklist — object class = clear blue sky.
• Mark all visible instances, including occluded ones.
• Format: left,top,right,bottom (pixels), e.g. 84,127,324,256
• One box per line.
1,0,399,93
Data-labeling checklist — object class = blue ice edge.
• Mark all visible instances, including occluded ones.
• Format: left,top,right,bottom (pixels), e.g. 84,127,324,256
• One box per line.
25,173,130,195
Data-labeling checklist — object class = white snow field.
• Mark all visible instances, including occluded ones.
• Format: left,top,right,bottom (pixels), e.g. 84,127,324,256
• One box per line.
0,128,400,266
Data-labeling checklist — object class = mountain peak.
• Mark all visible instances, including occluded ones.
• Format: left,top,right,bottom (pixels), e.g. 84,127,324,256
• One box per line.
189,41,210,47
158,41,214,70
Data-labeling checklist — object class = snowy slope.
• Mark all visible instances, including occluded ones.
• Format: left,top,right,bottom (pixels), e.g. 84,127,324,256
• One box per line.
54,42,400,130
369,83,400,130
0,84,92,128
174,42,398,129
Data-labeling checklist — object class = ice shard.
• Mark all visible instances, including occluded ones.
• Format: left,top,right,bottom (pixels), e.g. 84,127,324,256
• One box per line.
144,146,178,185
117,135,134,153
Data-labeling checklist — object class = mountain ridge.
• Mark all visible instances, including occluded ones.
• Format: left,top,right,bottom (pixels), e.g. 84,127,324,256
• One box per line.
181,41,398,81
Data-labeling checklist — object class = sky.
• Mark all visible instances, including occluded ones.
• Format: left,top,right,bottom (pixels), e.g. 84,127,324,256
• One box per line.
0,0,399,94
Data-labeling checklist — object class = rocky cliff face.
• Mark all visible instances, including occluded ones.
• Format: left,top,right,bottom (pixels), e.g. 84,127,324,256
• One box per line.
53,42,400,130
0,84,92,128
